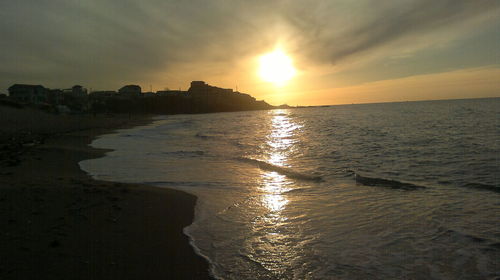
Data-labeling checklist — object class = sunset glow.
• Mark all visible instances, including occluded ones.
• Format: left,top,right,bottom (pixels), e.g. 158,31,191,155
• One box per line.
0,1,499,279
258,49,296,87
1,1,498,105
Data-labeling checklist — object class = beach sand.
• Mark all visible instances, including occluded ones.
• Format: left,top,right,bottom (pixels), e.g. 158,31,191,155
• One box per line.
0,106,212,279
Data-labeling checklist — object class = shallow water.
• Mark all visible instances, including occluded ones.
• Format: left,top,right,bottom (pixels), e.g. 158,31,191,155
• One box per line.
81,98,500,279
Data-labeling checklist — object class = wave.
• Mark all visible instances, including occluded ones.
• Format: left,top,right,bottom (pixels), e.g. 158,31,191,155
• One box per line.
195,132,221,140
431,229,500,254
283,187,311,194
195,132,210,139
237,157,323,182
161,150,205,157
121,133,142,138
433,228,499,250
354,173,426,190
142,181,224,188
460,183,499,193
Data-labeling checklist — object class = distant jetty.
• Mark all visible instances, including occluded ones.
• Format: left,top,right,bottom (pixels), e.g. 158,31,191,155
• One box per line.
3,81,275,115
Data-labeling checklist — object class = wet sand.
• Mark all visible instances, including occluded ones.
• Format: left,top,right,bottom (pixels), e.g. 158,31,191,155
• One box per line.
0,107,212,279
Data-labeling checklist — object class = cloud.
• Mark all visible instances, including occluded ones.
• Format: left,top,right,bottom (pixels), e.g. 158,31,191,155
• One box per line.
282,0,500,65
0,0,498,92
0,0,277,90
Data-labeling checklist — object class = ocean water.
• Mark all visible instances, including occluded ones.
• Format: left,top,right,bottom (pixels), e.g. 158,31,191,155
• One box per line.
80,98,500,280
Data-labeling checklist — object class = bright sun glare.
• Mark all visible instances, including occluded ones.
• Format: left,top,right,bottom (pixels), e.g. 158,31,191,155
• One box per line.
258,49,296,86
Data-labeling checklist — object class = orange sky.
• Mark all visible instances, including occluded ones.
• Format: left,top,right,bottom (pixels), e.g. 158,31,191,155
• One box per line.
1,0,499,105
257,66,500,105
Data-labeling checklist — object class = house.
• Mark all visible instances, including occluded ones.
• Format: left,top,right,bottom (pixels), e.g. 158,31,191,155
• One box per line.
89,91,117,99
189,81,206,90
8,84,48,104
118,85,141,98
62,85,89,111
47,89,64,105
62,85,87,97
88,91,117,113
142,92,157,98
89,91,117,104
71,85,87,97
187,81,233,96
156,90,185,96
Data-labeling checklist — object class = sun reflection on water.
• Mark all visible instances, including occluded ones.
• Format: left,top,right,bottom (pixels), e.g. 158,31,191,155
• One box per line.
261,171,289,212
260,109,302,212
249,109,304,276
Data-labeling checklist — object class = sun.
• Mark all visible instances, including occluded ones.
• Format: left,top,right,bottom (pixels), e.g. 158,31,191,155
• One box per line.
258,49,297,86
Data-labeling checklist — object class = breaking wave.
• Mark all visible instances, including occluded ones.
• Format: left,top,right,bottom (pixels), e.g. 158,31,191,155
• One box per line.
460,183,500,193
354,173,426,190
237,157,323,182
161,150,205,157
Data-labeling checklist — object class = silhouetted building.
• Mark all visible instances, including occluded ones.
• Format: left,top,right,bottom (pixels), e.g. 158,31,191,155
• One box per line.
71,85,87,97
189,81,206,90
61,85,89,111
88,91,117,113
89,91,117,99
47,89,64,105
89,90,117,105
157,90,185,96
118,85,141,98
188,81,233,96
142,92,157,98
8,84,48,104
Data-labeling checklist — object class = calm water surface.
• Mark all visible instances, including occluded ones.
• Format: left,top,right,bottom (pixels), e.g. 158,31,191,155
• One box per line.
81,98,500,279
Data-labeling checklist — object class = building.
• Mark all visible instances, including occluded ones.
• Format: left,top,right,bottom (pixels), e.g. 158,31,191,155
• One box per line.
141,92,157,98
8,84,48,104
118,85,141,98
47,89,64,105
156,90,185,96
61,85,89,112
87,91,117,113
88,91,117,104
89,91,117,99
189,81,206,91
71,85,87,97
187,81,233,96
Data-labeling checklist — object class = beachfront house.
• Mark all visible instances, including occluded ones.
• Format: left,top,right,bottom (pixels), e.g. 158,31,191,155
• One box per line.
47,89,64,105
142,91,157,98
8,84,48,104
62,85,89,112
118,85,142,98
89,91,117,99
156,90,185,96
70,85,87,97
88,91,117,105
188,81,233,96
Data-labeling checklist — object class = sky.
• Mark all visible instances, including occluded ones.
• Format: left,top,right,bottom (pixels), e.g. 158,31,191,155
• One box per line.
1,0,499,105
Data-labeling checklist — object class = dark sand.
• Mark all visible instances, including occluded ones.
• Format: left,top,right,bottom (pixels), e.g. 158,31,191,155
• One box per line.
0,106,212,279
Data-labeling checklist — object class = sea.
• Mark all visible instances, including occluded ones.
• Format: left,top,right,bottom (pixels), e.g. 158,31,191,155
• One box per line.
80,98,500,280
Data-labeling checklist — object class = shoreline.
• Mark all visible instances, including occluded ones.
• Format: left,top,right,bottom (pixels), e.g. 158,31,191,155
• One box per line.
0,111,213,279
